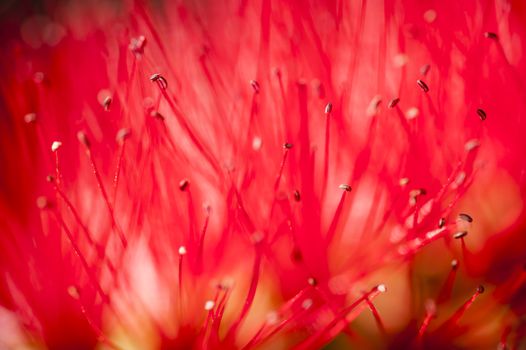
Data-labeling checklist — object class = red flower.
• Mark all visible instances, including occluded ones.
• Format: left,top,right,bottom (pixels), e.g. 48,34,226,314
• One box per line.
0,0,525,349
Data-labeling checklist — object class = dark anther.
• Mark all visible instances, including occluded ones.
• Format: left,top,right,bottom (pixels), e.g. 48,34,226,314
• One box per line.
484,32,498,40
150,111,165,120
179,179,189,191
308,277,318,286
325,102,333,114
46,175,55,183
77,131,91,148
283,142,293,149
293,190,301,202
116,128,131,144
388,98,400,108
102,96,112,111
417,79,429,93
150,73,168,90
250,80,260,94
438,217,446,228
453,231,468,239
339,184,352,192
291,248,302,262
458,213,473,223
129,35,147,55
451,259,459,270
477,285,485,294
477,108,487,121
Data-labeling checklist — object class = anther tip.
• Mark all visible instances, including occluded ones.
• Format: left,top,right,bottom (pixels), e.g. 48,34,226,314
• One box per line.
77,131,90,148
250,79,260,93
325,102,333,114
453,231,468,239
293,190,301,202
476,108,487,121
179,179,189,191
417,79,429,93
116,128,131,143
377,284,387,293
204,300,215,311
484,32,498,40
477,285,485,294
178,246,187,255
283,142,293,149
458,213,473,223
339,184,352,192
451,259,459,270
36,196,53,209
67,286,81,300
24,113,37,124
388,98,400,109
51,141,62,152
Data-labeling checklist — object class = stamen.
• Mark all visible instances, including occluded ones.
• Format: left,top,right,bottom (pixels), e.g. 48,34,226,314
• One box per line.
179,179,190,191
476,108,487,121
150,110,165,120
51,141,62,152
38,198,109,303
420,64,431,76
178,246,186,305
365,297,386,335
453,231,468,239
296,284,386,350
417,299,436,339
438,217,446,228
150,73,168,90
437,260,459,303
113,128,130,204
197,204,211,268
77,131,91,148
274,144,291,192
484,32,499,40
204,300,215,311
46,175,109,266
388,98,400,108
323,103,332,192
366,95,382,116
325,102,332,114
225,248,263,342
440,285,484,329
339,184,352,192
250,79,260,94
399,178,410,187
24,112,37,124
129,35,147,56
458,213,473,223
464,139,480,152
102,96,112,111
417,79,429,93
326,184,352,242
78,131,127,248
293,190,301,202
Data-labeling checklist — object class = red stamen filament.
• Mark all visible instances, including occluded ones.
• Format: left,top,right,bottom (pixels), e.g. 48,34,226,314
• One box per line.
83,146,128,248
437,260,459,303
366,297,386,335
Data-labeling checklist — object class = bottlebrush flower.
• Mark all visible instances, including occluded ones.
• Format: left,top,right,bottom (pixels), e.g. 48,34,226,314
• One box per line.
0,0,526,349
